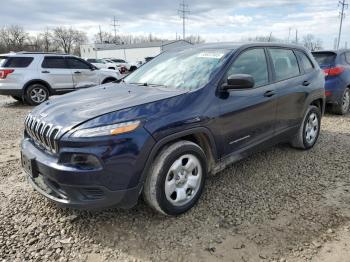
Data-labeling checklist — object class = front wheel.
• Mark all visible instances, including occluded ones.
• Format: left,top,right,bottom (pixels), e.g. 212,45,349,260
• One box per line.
290,105,321,150
143,141,207,216
24,84,49,106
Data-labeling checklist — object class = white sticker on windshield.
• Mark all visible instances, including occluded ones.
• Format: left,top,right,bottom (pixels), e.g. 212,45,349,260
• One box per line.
197,52,224,59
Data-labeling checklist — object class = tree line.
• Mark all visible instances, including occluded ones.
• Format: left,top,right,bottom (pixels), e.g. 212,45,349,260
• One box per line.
0,25,87,55
0,25,323,56
0,25,205,56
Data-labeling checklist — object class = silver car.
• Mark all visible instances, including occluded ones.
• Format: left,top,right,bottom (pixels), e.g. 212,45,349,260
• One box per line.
0,52,122,105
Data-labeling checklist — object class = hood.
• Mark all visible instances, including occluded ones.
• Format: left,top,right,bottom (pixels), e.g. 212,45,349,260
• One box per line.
30,83,187,130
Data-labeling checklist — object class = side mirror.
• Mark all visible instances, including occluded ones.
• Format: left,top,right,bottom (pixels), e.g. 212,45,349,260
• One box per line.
221,74,255,91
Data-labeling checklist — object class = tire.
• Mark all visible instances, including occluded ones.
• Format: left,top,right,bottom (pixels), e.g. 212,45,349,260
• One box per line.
143,140,207,216
11,95,23,102
331,88,350,115
24,84,49,106
290,105,321,150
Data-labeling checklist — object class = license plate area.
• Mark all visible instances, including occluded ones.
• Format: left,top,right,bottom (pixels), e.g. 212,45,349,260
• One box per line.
21,153,38,178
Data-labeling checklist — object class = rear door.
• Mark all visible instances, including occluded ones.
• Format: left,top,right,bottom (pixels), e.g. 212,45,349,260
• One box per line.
268,48,312,133
218,48,278,155
66,57,100,88
41,56,74,90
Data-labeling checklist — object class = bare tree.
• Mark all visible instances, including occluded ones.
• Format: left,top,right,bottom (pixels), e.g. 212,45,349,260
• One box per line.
302,34,323,51
52,27,87,54
94,31,114,44
0,25,28,52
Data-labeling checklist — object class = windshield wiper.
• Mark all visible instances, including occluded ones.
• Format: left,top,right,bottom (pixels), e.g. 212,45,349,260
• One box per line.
128,82,167,88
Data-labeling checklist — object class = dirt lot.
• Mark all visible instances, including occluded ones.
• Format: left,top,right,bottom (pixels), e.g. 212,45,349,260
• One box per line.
0,95,349,262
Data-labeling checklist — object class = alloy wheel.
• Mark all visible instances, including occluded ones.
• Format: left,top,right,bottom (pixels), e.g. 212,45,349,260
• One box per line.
342,90,350,112
30,87,47,103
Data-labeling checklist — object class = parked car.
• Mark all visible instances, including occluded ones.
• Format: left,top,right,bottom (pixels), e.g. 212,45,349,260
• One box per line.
102,59,128,74
312,50,350,115
85,58,118,70
21,43,325,215
103,58,138,72
0,52,121,105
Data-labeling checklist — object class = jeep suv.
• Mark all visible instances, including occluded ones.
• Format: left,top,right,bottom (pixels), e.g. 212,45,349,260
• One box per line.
0,52,121,105
21,43,325,215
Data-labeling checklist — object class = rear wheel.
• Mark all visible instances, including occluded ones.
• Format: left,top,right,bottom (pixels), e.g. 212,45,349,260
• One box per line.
290,105,321,150
143,141,207,216
332,88,350,115
24,84,49,106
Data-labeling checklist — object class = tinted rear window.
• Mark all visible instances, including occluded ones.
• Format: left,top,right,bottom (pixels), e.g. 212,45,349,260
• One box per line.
312,52,336,65
42,57,68,69
0,57,34,68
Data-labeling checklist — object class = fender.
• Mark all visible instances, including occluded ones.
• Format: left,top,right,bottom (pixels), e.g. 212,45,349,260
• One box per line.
139,126,218,183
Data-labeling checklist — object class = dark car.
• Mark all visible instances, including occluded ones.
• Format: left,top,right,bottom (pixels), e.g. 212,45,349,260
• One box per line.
21,43,325,216
312,50,350,115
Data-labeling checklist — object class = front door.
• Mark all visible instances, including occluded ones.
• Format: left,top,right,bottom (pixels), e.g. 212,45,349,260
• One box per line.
66,57,100,88
40,56,74,90
218,48,278,156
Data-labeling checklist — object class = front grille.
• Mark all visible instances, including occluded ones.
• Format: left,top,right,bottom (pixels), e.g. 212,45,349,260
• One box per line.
25,114,62,154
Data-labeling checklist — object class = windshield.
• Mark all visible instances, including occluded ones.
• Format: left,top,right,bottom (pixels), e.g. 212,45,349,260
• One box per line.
124,48,231,91
312,52,336,65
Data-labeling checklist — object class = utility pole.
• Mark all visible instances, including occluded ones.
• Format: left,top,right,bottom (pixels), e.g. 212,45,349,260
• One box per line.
288,28,291,43
98,25,103,44
295,29,298,44
178,0,190,40
111,16,120,44
337,0,348,50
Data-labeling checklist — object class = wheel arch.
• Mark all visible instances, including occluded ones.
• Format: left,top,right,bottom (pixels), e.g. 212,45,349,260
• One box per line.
102,77,117,84
140,127,219,183
23,79,53,95
310,97,325,115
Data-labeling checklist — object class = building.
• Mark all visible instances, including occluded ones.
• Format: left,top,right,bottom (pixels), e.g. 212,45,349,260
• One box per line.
80,40,192,62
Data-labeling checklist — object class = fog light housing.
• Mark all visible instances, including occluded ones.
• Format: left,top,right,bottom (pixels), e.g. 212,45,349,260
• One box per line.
60,153,102,170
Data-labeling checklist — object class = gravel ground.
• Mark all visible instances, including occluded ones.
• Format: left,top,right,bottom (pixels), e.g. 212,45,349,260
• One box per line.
0,95,349,262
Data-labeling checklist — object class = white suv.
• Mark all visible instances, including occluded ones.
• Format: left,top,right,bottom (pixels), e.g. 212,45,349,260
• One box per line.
0,52,122,105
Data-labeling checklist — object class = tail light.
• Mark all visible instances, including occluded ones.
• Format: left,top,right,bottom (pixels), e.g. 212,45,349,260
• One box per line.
323,66,344,77
0,69,14,79
325,91,332,97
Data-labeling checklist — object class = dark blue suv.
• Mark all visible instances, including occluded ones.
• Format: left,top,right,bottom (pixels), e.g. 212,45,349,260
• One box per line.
21,43,325,215
312,50,350,115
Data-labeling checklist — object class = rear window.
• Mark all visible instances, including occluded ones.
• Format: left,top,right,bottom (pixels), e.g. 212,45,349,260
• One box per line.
42,56,68,69
0,56,34,68
312,52,336,65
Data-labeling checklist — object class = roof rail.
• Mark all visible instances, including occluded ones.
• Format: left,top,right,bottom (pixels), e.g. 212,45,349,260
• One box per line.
17,51,69,55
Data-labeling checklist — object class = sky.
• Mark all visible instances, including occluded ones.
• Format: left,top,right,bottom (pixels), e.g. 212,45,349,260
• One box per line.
1,0,349,49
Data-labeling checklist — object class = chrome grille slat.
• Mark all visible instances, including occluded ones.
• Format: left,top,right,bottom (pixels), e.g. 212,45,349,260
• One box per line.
24,114,61,154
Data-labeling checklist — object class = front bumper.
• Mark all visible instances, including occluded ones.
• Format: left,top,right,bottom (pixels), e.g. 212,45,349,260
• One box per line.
21,127,155,209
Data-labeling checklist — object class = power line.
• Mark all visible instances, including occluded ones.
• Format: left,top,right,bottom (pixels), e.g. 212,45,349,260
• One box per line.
111,16,120,43
337,0,348,50
178,0,190,40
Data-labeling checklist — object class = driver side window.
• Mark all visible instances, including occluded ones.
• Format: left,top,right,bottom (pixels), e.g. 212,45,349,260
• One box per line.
227,48,268,88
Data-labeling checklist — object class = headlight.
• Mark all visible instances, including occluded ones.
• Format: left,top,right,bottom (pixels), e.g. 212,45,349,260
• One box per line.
71,120,140,138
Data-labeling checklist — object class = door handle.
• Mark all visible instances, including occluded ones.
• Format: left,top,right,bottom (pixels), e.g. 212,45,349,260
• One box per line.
74,71,82,74
302,81,310,86
41,70,50,73
264,90,276,97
